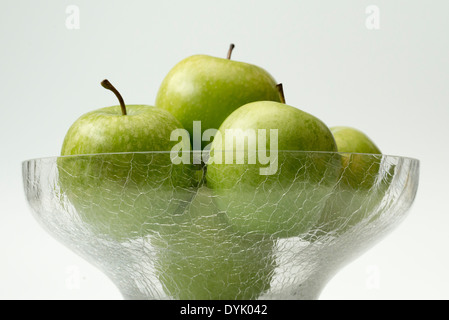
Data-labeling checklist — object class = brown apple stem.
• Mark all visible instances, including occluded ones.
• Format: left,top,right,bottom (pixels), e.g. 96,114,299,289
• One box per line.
227,43,235,59
101,79,127,115
277,83,286,104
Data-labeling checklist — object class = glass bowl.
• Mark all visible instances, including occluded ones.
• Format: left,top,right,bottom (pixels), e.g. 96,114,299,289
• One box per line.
22,151,419,300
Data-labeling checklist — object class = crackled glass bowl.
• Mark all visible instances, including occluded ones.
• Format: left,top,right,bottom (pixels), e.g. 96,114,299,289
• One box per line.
22,151,419,300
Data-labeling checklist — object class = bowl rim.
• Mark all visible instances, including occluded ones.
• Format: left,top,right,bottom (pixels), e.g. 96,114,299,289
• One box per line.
21,150,420,164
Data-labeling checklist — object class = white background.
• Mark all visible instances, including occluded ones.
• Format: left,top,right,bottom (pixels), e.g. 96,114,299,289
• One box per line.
1,0,448,300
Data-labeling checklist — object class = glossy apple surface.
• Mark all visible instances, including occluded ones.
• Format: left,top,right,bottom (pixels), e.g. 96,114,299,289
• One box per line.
58,104,198,240
155,52,282,150
206,101,340,238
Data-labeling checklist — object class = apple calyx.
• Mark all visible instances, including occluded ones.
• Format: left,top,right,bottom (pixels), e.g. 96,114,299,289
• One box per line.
101,79,127,116
227,43,235,60
276,83,286,104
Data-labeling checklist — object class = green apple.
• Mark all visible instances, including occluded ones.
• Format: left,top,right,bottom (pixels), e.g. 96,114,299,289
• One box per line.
58,80,198,240
331,126,382,189
205,99,341,238
331,126,381,154
152,186,276,300
155,44,282,150
309,126,385,239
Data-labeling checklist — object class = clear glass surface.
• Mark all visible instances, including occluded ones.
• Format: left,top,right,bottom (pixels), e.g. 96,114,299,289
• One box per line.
22,151,419,300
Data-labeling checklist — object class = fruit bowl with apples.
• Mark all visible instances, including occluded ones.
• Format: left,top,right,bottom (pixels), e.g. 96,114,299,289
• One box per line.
22,150,419,300
22,45,419,299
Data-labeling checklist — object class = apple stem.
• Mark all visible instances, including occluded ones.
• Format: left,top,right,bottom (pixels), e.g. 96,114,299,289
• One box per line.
277,83,286,104
227,43,235,59
101,79,127,115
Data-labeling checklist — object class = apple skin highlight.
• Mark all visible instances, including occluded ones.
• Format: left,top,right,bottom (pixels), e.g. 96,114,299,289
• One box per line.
59,83,198,240
155,52,282,150
206,100,341,238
